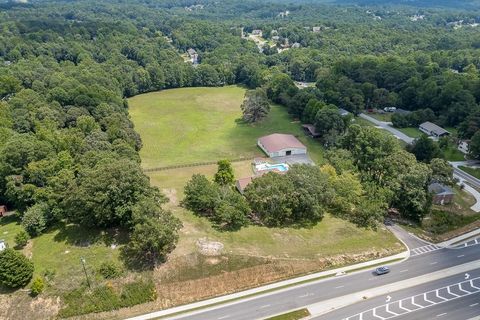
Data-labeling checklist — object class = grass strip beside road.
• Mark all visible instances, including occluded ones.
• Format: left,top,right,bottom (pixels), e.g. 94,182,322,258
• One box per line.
136,256,406,320
459,166,480,180
265,308,310,320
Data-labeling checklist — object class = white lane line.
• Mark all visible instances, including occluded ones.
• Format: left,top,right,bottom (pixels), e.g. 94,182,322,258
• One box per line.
411,296,424,308
372,308,386,320
424,293,436,305
400,269,409,273
430,262,438,265
470,280,480,290
335,285,345,289
470,303,479,307
436,313,447,317
458,283,472,294
299,293,314,298
218,316,230,319
259,304,270,309
447,286,460,297
399,300,412,312
458,255,465,258
386,304,399,316
435,290,449,301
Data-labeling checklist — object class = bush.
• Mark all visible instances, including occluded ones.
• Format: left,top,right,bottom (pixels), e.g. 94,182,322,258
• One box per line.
14,230,29,248
98,261,123,279
0,249,34,288
59,280,156,317
22,204,47,236
30,277,45,296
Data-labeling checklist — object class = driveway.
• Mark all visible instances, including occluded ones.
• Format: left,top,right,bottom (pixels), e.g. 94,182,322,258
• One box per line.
359,113,414,144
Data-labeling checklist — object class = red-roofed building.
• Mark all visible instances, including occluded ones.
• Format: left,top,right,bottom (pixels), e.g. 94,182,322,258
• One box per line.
257,134,307,158
235,177,253,194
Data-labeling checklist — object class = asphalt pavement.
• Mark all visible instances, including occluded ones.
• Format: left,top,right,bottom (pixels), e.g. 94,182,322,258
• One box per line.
313,269,480,320
169,235,480,320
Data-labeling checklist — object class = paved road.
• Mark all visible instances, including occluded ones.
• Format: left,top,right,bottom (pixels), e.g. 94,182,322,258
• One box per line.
313,269,480,320
170,235,480,320
359,114,414,144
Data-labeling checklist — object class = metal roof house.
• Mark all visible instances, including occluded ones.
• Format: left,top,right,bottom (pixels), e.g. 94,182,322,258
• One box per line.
419,122,450,138
257,134,307,158
428,182,454,205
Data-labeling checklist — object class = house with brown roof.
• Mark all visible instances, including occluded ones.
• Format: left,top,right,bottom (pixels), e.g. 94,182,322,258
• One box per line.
236,177,253,194
0,205,6,217
257,133,307,158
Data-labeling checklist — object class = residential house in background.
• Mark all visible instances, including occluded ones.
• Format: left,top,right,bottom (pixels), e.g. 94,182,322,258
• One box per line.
186,48,199,65
251,29,263,37
312,26,321,33
428,182,455,205
236,177,253,194
338,108,350,117
458,140,470,154
419,121,450,138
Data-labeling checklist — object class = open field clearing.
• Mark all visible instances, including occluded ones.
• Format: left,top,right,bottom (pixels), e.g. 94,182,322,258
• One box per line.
129,86,324,168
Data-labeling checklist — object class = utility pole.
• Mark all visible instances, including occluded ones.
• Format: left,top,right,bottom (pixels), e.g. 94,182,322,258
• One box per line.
80,257,91,288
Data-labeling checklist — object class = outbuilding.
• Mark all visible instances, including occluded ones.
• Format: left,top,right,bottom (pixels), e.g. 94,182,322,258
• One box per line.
257,134,307,158
428,182,454,205
0,205,6,217
0,240,6,252
419,122,450,138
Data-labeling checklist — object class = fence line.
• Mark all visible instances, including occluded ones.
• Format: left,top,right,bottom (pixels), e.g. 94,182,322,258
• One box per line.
143,157,254,172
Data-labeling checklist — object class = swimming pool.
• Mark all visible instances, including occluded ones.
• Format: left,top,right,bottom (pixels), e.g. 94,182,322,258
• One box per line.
255,163,289,172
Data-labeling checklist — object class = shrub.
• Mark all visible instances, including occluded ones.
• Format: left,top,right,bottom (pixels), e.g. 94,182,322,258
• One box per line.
30,277,45,296
59,280,156,317
22,204,47,236
98,261,123,279
0,249,34,288
14,230,30,248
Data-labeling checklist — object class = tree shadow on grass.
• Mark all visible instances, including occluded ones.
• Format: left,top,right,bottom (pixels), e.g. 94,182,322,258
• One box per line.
53,222,129,248
0,213,21,227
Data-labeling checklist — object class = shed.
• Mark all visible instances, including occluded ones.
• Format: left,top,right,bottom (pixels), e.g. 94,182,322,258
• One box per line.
302,124,320,138
419,122,450,138
0,240,5,252
338,108,350,117
257,134,307,158
0,205,6,217
458,140,470,154
428,182,454,205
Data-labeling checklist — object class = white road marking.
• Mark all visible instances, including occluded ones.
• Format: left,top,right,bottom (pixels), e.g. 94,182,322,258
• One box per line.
430,262,438,265
299,293,314,298
400,269,408,273
343,276,480,320
335,285,345,289
458,255,465,258
218,316,230,319
259,304,270,309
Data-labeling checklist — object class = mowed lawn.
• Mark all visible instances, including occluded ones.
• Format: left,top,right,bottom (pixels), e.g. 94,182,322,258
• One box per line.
129,86,323,168
131,86,402,263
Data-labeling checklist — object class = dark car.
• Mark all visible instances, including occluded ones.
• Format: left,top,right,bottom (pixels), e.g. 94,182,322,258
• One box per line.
375,266,390,275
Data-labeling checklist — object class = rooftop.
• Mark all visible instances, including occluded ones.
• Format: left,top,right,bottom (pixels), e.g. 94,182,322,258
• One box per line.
420,121,449,136
428,182,454,196
258,134,306,153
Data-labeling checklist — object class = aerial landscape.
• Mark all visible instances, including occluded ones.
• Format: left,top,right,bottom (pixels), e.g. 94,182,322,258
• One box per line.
2,0,480,319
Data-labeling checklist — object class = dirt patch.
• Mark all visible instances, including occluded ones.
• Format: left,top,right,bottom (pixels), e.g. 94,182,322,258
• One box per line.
22,240,33,259
0,292,61,320
162,188,178,205
196,238,224,256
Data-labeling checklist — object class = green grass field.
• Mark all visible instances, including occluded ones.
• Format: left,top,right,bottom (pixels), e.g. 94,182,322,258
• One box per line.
128,86,324,168
397,127,423,138
130,86,402,261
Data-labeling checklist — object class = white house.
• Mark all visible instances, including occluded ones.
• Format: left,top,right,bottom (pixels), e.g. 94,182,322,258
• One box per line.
257,133,307,158
458,140,470,154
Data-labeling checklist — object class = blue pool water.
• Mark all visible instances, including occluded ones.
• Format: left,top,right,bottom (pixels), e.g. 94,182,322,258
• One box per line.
256,163,289,172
